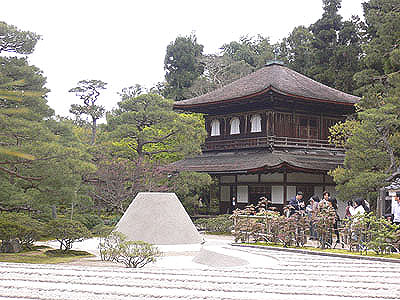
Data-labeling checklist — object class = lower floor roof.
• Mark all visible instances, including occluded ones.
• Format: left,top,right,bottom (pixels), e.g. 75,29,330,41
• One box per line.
169,149,345,174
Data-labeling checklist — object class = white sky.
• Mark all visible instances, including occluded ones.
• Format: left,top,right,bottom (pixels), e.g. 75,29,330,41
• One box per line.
2,0,364,118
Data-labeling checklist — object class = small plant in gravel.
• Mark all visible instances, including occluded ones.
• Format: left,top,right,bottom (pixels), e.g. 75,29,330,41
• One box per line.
99,231,162,268
117,240,162,268
98,231,126,261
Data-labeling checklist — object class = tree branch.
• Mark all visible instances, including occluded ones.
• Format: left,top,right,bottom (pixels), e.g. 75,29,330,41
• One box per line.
0,166,42,181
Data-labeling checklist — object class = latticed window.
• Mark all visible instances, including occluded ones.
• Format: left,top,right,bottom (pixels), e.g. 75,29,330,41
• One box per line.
250,114,262,133
230,117,240,135
210,119,220,136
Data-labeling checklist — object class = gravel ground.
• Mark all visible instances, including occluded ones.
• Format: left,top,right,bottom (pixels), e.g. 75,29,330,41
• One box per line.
1,235,399,299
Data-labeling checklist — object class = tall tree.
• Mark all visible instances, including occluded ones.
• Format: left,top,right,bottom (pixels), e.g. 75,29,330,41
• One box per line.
186,54,254,98
221,35,275,69
278,26,315,76
330,0,400,205
0,23,96,217
308,0,362,93
107,92,205,163
69,79,107,145
163,34,204,100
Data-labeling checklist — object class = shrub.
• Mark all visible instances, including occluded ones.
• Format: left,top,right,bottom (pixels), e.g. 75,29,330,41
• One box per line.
312,206,337,249
98,231,162,268
73,214,104,231
341,213,400,255
194,214,232,233
118,240,162,268
232,205,308,247
0,212,44,252
98,231,127,261
47,218,92,251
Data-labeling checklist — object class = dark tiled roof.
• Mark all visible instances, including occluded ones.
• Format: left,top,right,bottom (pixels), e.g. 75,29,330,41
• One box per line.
174,63,360,109
169,149,344,173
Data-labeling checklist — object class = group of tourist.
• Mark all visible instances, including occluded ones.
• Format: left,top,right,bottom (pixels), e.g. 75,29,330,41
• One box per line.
288,191,374,244
287,190,400,243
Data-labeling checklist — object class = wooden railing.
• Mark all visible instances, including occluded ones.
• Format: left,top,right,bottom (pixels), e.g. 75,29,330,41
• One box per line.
202,136,342,151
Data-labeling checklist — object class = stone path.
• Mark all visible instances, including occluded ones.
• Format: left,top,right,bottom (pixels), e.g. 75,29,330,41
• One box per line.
0,243,399,300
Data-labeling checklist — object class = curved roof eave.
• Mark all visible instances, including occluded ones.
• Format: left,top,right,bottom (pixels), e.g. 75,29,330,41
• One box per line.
174,85,357,110
247,162,331,173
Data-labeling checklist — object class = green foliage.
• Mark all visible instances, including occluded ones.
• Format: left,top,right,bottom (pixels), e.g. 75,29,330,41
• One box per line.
193,215,232,233
308,0,362,92
330,0,400,201
278,26,314,76
0,21,41,54
221,35,275,68
312,206,337,249
232,207,308,247
73,213,104,231
47,218,92,251
107,93,205,162
0,24,96,218
168,171,212,215
0,212,44,252
341,212,400,255
99,231,162,268
69,79,107,145
164,33,204,100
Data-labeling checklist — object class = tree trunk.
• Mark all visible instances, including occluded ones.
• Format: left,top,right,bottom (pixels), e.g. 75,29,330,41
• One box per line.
91,118,97,145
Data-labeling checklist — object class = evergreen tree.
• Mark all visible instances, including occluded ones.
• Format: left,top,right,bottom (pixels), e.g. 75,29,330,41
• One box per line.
278,26,315,76
330,0,400,205
309,0,362,93
0,23,96,217
221,35,275,69
69,79,107,145
163,34,204,100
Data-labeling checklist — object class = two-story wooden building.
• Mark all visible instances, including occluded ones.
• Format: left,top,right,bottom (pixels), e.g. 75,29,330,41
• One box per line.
171,61,359,217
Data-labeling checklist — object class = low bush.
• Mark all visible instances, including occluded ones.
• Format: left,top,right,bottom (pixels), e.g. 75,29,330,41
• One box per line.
0,212,45,253
98,231,162,268
47,218,92,251
194,215,232,233
341,213,400,255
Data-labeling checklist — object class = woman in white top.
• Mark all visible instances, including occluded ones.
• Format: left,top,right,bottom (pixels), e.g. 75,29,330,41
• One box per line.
349,198,366,216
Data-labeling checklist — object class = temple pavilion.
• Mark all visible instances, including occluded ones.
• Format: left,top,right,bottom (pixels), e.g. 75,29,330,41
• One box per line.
171,61,360,217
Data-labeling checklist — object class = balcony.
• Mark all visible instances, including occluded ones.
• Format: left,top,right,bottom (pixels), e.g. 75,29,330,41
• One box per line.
202,136,343,152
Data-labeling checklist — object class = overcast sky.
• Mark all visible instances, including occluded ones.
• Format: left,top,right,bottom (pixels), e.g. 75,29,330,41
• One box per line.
2,0,364,118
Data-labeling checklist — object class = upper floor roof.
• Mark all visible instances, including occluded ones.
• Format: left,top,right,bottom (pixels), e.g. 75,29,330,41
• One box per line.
174,62,360,112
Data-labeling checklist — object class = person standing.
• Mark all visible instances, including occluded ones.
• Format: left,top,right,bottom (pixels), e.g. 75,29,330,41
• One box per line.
393,192,400,226
328,197,340,244
308,195,320,240
349,198,366,217
320,191,330,209
345,201,353,218
289,191,304,216
231,196,237,213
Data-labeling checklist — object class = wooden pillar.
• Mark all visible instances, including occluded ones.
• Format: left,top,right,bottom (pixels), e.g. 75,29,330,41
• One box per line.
283,168,287,204
319,112,323,140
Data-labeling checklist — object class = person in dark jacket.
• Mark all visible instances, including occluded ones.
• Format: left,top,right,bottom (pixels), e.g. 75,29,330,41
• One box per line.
328,197,340,244
289,191,304,216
